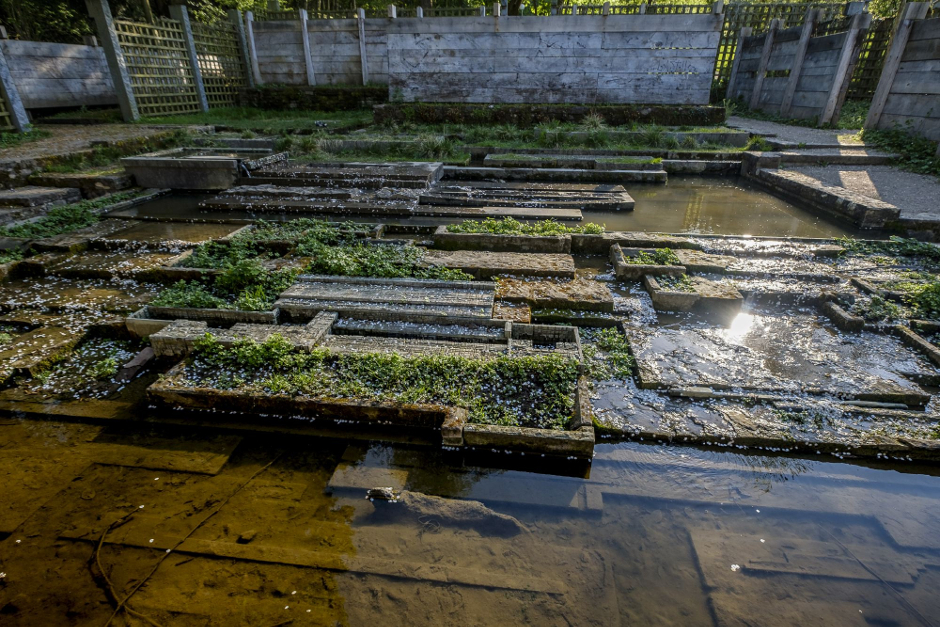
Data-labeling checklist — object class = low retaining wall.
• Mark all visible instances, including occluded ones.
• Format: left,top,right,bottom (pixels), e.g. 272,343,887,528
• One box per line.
239,85,387,111
374,103,726,127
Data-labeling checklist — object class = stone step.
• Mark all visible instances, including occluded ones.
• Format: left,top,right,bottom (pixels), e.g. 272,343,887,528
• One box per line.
482,153,663,172
496,277,614,313
442,180,628,194
201,197,583,221
778,148,898,166
0,186,81,208
0,326,83,377
332,316,509,342
28,172,133,199
422,250,577,279
447,166,667,184
419,189,634,211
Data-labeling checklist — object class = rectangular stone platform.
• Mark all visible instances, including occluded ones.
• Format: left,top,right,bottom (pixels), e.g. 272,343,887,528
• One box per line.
420,185,635,210
0,186,81,208
446,166,667,185
422,250,576,279
275,275,496,320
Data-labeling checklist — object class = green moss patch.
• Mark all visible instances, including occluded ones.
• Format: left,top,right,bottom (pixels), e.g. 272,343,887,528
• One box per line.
447,217,604,236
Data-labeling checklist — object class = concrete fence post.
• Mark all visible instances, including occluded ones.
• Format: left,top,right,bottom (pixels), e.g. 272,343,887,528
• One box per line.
245,11,263,86
357,8,370,85
493,3,501,17
388,4,397,18
819,12,871,126
780,8,817,117
725,26,751,100
0,45,29,131
602,2,610,16
298,9,316,86
865,2,930,129
83,35,98,46
713,0,724,14
638,3,648,15
416,6,423,17
845,1,866,16
228,10,255,89
749,18,780,110
85,0,139,122
479,6,486,16
169,4,209,113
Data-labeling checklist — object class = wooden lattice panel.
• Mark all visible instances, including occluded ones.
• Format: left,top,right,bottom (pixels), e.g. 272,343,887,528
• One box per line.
114,17,200,117
0,93,13,132
847,18,894,99
192,21,246,108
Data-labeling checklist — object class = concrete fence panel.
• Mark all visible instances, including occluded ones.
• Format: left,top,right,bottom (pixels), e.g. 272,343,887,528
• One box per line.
0,40,117,109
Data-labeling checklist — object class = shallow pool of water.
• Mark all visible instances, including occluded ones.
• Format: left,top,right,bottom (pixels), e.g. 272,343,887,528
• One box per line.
2,415,939,626
111,177,866,239
583,176,866,238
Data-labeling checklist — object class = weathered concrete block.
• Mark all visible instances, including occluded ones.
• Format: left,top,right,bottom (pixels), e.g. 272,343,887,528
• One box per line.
432,226,571,254
123,148,287,190
822,301,865,332
610,244,686,280
643,274,699,312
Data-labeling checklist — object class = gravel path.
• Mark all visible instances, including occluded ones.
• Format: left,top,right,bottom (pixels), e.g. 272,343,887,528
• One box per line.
0,124,172,161
789,164,940,221
727,116,864,146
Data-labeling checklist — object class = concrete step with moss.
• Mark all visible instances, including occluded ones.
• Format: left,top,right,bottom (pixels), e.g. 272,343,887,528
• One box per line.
420,186,634,211
28,171,133,199
496,277,614,312
482,153,663,172
446,166,667,184
422,250,576,279
0,326,83,378
0,186,81,208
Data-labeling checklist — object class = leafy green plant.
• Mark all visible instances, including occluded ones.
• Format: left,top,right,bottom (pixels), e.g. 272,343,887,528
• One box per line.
658,274,696,293
625,248,681,266
860,127,940,179
446,217,605,236
838,236,940,263
852,295,904,322
580,113,607,131
151,281,229,310
304,241,471,281
88,356,120,380
582,327,635,380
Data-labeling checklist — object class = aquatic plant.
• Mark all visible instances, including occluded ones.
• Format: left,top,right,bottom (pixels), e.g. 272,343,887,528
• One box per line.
446,217,604,236
580,112,608,131
625,248,682,266
152,262,298,311
188,333,579,429
838,236,940,263
851,295,904,322
658,274,696,293
0,249,23,265
581,327,635,380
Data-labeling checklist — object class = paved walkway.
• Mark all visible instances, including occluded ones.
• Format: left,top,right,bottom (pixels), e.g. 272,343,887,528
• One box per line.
788,164,940,222
727,116,863,146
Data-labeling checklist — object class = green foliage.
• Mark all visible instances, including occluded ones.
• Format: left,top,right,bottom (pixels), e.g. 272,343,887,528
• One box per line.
0,190,143,239
860,127,940,179
88,356,120,380
903,282,940,320
580,113,608,131
582,327,635,380
446,217,605,236
625,248,681,266
745,136,773,152
727,97,868,131
141,107,372,134
658,274,696,293
151,281,229,310
0,249,22,265
0,332,12,345
838,236,940,263
303,241,472,281
0,129,51,150
43,129,190,174
189,333,579,429
852,296,904,322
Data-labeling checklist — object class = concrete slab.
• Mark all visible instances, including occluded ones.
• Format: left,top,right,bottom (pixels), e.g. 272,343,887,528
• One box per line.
422,250,576,279
0,185,80,208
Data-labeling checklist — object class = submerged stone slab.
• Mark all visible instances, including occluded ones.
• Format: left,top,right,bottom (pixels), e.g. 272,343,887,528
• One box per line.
249,162,444,189
32,219,135,253
422,184,635,210
446,166,667,185
422,250,576,279
629,312,935,405
496,277,614,313
0,326,83,377
42,250,183,280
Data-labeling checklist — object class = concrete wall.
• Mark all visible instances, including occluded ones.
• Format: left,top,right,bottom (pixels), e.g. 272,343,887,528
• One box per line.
728,25,852,121
250,14,722,104
874,16,940,141
253,17,388,86
386,15,722,104
0,40,116,109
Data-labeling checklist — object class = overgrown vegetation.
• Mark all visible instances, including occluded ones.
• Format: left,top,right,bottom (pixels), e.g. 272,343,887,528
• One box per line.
0,190,144,239
0,249,23,265
27,338,137,399
838,236,940,264
42,128,190,173
581,327,635,380
152,260,299,311
860,127,940,179
726,98,869,131
0,129,51,150
186,333,579,429
851,295,904,322
142,107,372,134
303,241,471,281
447,217,604,236
625,248,681,266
